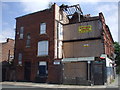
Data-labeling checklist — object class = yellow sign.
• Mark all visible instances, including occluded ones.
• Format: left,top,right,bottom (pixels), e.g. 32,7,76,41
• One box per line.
83,44,89,47
78,25,92,33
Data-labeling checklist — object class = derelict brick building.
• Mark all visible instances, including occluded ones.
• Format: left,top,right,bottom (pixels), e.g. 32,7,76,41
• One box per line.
14,3,115,85
14,3,69,83
62,12,115,85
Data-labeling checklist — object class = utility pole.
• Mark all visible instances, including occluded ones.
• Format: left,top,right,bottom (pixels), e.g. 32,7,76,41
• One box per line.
87,61,91,84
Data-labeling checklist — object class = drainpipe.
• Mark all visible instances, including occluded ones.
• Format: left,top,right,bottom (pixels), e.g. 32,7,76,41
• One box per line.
8,50,10,63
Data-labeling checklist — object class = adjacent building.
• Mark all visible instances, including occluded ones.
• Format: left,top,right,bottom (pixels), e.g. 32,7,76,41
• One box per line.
62,12,115,85
14,3,115,85
1,38,15,81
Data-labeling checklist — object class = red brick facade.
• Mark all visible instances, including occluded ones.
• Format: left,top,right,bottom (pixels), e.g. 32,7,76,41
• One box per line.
99,13,114,58
14,4,67,83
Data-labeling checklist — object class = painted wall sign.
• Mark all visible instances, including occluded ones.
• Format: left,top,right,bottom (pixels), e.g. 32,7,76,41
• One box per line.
78,25,92,33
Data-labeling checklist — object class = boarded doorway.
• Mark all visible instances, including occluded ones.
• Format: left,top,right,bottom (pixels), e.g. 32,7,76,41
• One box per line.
93,63,104,85
24,62,31,81
63,62,87,85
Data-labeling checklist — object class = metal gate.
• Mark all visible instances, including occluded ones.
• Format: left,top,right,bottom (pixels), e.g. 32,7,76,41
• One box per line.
63,62,88,85
93,63,104,85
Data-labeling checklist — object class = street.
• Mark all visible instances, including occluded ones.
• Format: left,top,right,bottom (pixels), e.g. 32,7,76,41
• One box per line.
1,83,119,90
0,75,119,90
1,85,119,90
2,84,35,88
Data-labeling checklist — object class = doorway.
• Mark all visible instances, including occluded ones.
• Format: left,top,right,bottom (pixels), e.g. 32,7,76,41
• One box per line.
36,61,48,83
24,62,31,81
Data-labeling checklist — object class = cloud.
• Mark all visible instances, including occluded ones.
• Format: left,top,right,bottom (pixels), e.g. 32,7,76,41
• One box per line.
0,27,15,42
0,34,6,43
95,3,118,41
19,0,50,13
1,1,118,43
2,28,15,38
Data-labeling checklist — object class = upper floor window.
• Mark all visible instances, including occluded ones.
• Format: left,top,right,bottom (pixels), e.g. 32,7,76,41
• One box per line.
37,41,48,56
40,23,46,34
18,53,22,65
19,27,24,39
26,33,31,47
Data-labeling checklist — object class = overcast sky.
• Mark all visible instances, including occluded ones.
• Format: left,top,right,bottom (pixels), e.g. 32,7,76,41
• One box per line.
0,0,119,42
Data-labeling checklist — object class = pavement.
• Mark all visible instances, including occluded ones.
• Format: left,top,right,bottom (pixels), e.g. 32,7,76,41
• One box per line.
0,75,119,90
106,74,119,86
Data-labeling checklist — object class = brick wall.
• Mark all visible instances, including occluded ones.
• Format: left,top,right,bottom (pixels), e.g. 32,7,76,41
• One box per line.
99,13,114,58
14,7,55,81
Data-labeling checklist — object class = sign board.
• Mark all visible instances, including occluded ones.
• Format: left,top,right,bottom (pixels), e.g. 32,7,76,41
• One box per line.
100,54,107,59
39,61,46,65
62,57,95,63
54,61,60,65
78,25,92,33
83,44,89,47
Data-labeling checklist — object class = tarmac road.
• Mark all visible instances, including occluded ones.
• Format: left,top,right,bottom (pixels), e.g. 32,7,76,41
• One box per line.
2,84,35,88
1,83,119,90
1,75,120,90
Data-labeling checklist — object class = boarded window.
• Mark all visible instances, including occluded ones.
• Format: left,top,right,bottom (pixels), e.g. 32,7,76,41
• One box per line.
19,27,24,39
40,23,46,34
37,41,48,56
